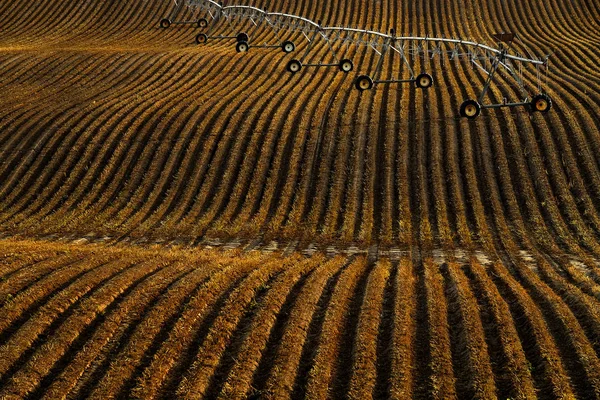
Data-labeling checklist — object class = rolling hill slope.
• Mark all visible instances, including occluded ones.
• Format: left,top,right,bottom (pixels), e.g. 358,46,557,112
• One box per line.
1,0,600,398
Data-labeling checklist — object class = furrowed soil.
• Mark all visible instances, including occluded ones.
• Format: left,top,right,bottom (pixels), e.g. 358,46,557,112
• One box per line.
1,0,600,398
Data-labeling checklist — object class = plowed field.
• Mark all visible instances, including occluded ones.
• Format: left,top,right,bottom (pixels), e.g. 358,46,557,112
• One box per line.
1,0,600,398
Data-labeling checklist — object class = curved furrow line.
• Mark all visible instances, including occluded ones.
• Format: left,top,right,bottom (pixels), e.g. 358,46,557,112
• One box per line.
0,52,146,211
0,52,174,228
441,261,497,398
0,253,87,309
432,0,476,249
102,1,185,45
125,48,298,238
23,51,226,233
303,256,368,398
17,1,100,47
355,64,387,243
490,0,600,161
340,1,387,243
0,53,110,131
369,51,397,245
92,52,251,230
387,257,417,399
126,254,284,400
32,52,226,234
543,252,600,297
192,43,340,237
240,62,354,238
460,1,583,256
0,256,51,285
346,259,390,399
176,255,321,398
93,2,175,46
0,253,117,344
0,52,29,90
0,51,110,128
126,51,276,237
531,0,600,49
3,1,99,48
337,73,376,241
484,133,600,397
0,51,78,103
414,255,456,398
261,0,361,238
391,3,414,245
136,47,285,237
0,54,91,168
448,0,509,250
404,1,431,247
286,257,351,400
0,51,166,216
0,257,171,399
42,251,222,400
0,0,68,42
292,2,357,241
551,0,600,35
530,253,600,353
427,0,464,248
62,52,221,231
353,0,388,244
0,240,67,277
222,257,348,400
0,254,145,386
464,258,537,399
506,252,600,398
530,113,600,245
31,258,198,400
147,51,295,238
300,78,351,241
486,258,576,398
375,0,400,246
122,15,304,228
478,0,600,104
414,53,441,247
315,0,378,242
310,45,367,238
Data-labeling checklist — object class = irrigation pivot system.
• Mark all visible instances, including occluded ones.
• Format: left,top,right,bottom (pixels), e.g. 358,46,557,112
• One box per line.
161,0,553,119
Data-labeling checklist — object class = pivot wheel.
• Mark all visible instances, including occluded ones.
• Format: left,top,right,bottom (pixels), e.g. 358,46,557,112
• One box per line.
160,18,171,28
286,59,302,73
415,73,433,89
196,33,208,44
339,59,354,73
197,18,208,28
237,32,249,43
282,41,295,53
530,94,552,113
355,75,373,91
459,99,481,119
236,41,249,53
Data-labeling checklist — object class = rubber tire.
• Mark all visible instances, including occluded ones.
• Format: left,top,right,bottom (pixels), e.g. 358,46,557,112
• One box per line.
237,32,249,43
530,94,552,113
236,41,249,53
339,59,353,73
197,18,208,28
196,33,208,44
459,99,481,119
160,19,171,28
355,75,373,91
286,59,302,73
415,73,433,89
282,41,295,53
